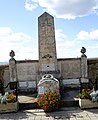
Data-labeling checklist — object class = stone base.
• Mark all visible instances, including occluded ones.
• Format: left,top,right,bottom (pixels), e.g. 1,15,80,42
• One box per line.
80,78,89,83
0,102,19,113
62,79,80,88
38,70,61,80
79,98,98,109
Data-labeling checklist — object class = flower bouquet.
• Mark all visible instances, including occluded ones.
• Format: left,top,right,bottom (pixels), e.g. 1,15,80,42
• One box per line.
6,93,16,103
79,89,91,99
37,90,61,112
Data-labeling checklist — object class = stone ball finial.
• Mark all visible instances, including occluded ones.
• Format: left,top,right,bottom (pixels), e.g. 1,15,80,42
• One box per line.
9,50,15,58
81,47,86,54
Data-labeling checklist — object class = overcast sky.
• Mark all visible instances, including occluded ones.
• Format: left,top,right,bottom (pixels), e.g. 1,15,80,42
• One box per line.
0,0,98,62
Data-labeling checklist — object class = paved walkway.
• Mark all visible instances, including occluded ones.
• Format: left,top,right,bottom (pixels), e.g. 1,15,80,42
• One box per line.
0,107,98,120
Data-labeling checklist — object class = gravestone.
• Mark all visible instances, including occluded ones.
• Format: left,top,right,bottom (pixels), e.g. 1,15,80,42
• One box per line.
37,74,60,97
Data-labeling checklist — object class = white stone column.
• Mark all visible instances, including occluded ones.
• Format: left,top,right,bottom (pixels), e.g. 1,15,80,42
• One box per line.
80,47,89,83
9,50,17,82
9,50,18,101
81,55,88,78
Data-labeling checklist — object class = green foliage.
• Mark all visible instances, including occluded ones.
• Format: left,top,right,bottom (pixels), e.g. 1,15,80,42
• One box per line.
79,89,91,99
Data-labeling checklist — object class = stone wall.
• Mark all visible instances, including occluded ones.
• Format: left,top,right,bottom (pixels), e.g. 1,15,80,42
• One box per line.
58,58,81,79
0,58,82,92
16,60,38,81
3,67,10,91
88,58,98,89
16,58,81,81
2,57,98,92
16,60,38,92
0,65,10,92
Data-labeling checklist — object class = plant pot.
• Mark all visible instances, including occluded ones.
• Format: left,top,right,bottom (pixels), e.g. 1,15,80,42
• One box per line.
0,102,19,113
79,98,98,109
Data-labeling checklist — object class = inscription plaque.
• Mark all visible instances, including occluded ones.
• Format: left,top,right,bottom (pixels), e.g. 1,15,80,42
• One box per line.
38,86,44,95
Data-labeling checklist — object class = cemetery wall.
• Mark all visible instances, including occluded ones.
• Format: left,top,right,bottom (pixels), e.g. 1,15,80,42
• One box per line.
3,67,10,91
58,58,81,79
16,60,38,92
0,59,81,89
2,58,98,92
0,65,10,91
88,58,98,89
16,60,38,81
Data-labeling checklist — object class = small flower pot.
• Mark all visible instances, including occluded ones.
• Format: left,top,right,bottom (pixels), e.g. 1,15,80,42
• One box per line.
0,102,19,113
79,98,98,109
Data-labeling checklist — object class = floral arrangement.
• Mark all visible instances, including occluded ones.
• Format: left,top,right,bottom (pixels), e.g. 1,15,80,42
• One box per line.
78,89,91,99
37,90,61,112
0,92,16,104
6,93,16,103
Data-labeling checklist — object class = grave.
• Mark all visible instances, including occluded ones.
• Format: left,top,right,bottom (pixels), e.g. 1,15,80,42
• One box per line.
37,74,60,98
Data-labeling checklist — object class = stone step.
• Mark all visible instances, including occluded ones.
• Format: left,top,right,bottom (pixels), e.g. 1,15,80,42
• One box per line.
19,102,37,110
62,100,79,107
19,100,79,110
18,88,79,110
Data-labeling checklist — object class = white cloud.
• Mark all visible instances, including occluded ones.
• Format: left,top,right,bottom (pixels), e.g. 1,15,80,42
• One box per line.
55,29,76,46
1,26,98,62
55,29,78,58
25,0,98,19
15,47,38,60
0,27,13,36
0,27,31,43
77,30,98,40
55,29,67,42
55,29,98,58
25,0,38,11
0,27,38,62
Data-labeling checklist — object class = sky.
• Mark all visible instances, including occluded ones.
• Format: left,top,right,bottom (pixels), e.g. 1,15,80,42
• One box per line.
0,0,98,62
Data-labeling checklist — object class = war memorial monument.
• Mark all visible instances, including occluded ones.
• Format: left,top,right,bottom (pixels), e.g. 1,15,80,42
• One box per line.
0,12,98,112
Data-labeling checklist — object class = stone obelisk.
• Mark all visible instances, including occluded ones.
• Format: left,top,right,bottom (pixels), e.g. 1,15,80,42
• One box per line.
38,12,58,76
